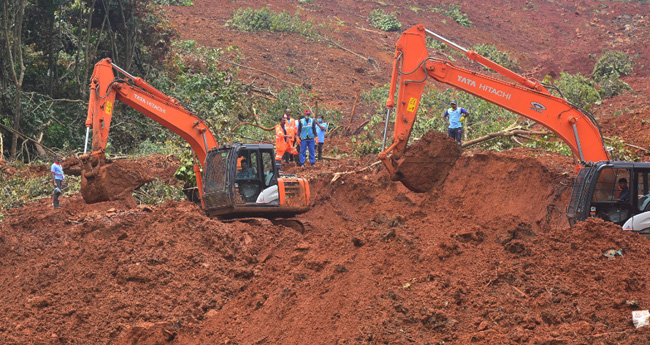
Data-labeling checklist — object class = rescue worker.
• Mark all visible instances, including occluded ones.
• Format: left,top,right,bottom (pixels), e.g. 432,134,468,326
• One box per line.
275,116,297,169
51,155,64,209
315,114,328,161
283,109,298,163
443,99,470,145
297,109,317,166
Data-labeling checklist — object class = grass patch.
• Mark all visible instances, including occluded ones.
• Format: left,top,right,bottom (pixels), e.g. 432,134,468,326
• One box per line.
368,9,402,32
431,3,471,28
227,7,316,36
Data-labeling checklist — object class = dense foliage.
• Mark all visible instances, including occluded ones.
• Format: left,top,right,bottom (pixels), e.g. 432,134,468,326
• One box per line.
367,9,402,32
1,0,177,161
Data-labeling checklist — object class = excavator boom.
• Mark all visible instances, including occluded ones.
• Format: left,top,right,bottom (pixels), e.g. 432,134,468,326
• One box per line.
379,24,610,179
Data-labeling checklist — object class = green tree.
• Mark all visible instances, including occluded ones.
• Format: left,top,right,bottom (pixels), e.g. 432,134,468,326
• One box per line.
1,0,27,159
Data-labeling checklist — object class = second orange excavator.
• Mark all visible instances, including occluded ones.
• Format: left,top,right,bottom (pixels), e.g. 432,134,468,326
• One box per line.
81,58,310,218
379,24,650,236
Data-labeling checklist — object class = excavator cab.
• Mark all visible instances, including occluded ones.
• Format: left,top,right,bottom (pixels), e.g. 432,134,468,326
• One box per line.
201,143,310,218
567,161,650,237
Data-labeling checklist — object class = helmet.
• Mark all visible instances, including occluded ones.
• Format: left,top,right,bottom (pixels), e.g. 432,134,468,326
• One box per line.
304,110,312,115
450,100,457,105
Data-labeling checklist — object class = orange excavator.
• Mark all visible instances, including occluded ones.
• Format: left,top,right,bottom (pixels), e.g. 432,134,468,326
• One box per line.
82,58,310,218
379,24,650,236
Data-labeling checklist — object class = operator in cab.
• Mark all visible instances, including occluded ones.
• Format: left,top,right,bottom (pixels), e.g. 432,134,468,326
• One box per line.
443,100,469,145
618,178,630,202
236,160,255,179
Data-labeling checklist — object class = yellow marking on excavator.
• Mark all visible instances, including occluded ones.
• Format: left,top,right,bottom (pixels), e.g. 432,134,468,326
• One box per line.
105,101,113,115
407,97,417,112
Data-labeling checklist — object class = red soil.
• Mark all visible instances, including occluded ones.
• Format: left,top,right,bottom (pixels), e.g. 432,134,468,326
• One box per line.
3,0,650,344
80,155,180,203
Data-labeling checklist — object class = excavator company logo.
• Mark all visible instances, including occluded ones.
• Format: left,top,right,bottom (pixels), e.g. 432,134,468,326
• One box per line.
530,102,546,113
134,94,166,114
458,75,476,87
457,76,512,100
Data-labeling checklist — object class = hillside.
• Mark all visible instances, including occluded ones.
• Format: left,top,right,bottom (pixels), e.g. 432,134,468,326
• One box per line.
2,0,650,344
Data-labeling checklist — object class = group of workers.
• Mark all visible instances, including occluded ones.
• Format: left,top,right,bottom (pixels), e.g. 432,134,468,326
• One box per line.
50,100,467,210
275,108,327,169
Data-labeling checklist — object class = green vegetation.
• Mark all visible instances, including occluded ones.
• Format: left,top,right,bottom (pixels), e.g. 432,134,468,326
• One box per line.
368,9,402,32
593,50,633,80
471,44,519,71
154,0,194,5
592,50,633,98
431,3,472,28
1,0,177,162
0,175,80,210
133,178,186,205
227,7,315,36
550,50,633,110
553,72,601,111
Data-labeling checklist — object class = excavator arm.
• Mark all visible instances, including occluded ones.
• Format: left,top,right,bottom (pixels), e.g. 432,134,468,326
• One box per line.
84,58,218,203
379,24,610,178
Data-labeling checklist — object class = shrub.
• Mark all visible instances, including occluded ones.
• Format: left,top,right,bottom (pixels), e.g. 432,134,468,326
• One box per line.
553,72,601,111
133,178,186,205
227,7,315,36
593,50,633,81
368,9,402,32
431,3,471,28
598,77,632,98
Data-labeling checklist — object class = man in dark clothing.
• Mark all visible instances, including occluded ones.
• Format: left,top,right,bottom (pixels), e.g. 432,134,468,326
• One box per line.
618,178,630,202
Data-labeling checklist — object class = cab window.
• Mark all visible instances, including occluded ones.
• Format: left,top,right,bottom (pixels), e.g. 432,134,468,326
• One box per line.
262,151,275,187
636,171,650,211
592,168,630,203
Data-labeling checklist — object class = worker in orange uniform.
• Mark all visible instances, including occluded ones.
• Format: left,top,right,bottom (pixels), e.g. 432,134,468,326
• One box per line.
275,116,297,169
283,109,298,163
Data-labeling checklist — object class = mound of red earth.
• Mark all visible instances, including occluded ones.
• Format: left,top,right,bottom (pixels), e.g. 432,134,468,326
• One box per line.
394,130,462,193
3,148,650,344
80,155,180,203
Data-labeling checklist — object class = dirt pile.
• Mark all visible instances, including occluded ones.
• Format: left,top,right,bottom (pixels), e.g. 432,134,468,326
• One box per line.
80,155,180,203
394,130,462,193
0,196,284,344
6,147,650,344
106,149,650,345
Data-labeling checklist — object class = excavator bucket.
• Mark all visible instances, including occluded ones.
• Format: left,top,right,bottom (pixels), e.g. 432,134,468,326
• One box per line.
392,130,461,193
80,156,153,203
